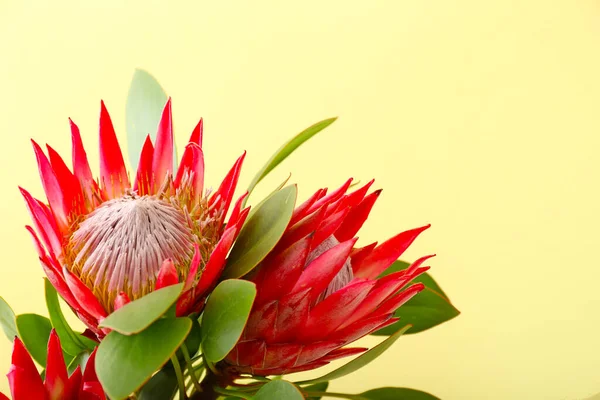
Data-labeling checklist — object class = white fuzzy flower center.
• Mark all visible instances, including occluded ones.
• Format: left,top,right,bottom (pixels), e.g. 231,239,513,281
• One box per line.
68,194,194,309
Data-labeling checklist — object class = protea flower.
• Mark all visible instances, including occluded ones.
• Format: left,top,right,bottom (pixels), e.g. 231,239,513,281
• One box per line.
0,330,104,400
20,99,249,338
224,179,431,375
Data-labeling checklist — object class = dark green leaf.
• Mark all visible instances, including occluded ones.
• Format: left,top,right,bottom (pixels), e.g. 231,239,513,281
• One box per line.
373,262,459,335
99,283,183,335
246,117,337,201
303,382,329,399
0,296,17,342
138,365,178,400
45,279,86,356
15,314,52,366
254,380,304,400
125,68,169,172
296,325,411,385
200,280,256,363
96,318,191,400
360,387,441,400
223,185,297,279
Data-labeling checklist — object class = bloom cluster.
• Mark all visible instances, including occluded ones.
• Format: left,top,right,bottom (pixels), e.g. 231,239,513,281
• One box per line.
0,71,459,400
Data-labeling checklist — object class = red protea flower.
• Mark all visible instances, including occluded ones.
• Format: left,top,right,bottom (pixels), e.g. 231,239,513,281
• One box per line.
20,99,249,338
0,330,104,400
224,179,431,375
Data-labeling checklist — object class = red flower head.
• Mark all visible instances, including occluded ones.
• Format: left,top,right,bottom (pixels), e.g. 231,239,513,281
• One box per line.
0,330,104,400
224,179,431,375
20,100,249,339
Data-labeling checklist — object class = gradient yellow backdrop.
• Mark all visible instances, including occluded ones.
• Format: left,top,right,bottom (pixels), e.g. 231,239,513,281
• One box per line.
1,1,599,399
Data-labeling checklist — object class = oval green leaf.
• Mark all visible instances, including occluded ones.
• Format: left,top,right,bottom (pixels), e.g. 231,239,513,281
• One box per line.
99,283,184,335
296,324,412,385
360,387,441,400
374,262,459,335
16,314,53,366
245,117,337,202
254,380,304,400
126,68,169,171
223,185,297,279
44,279,86,356
96,317,192,400
200,279,256,363
0,296,17,342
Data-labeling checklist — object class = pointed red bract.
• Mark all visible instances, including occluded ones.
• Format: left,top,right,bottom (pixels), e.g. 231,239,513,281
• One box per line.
156,259,179,290
99,101,129,198
45,330,69,400
152,98,174,188
189,118,203,147
133,134,154,195
32,140,69,232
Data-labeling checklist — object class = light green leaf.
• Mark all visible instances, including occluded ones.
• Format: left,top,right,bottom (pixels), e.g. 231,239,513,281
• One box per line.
200,280,256,363
99,283,183,335
296,325,412,385
254,380,304,400
16,314,53,366
373,262,459,335
96,318,192,400
360,387,441,400
0,296,17,342
223,185,297,279
126,68,173,171
45,279,86,356
245,117,337,202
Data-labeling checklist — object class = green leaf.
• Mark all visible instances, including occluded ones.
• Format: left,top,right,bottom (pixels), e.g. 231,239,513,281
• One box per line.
360,387,441,400
253,380,304,400
303,382,329,399
223,185,297,279
200,280,256,363
67,350,91,375
0,296,17,342
245,117,337,201
96,317,192,400
99,283,183,335
138,365,178,400
373,262,459,335
125,68,172,172
296,325,412,385
44,279,87,356
15,314,53,366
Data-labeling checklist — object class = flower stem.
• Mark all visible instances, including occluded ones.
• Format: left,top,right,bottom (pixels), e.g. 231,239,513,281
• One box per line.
181,343,203,394
171,355,187,399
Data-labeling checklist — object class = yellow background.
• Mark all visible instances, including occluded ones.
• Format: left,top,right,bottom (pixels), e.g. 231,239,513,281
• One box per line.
0,1,599,399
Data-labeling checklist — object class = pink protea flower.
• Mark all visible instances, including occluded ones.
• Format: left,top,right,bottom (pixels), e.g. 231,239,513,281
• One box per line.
20,99,249,338
224,179,431,375
0,330,104,400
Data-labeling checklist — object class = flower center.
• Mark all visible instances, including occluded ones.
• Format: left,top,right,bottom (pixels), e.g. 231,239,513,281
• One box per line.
67,194,195,311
